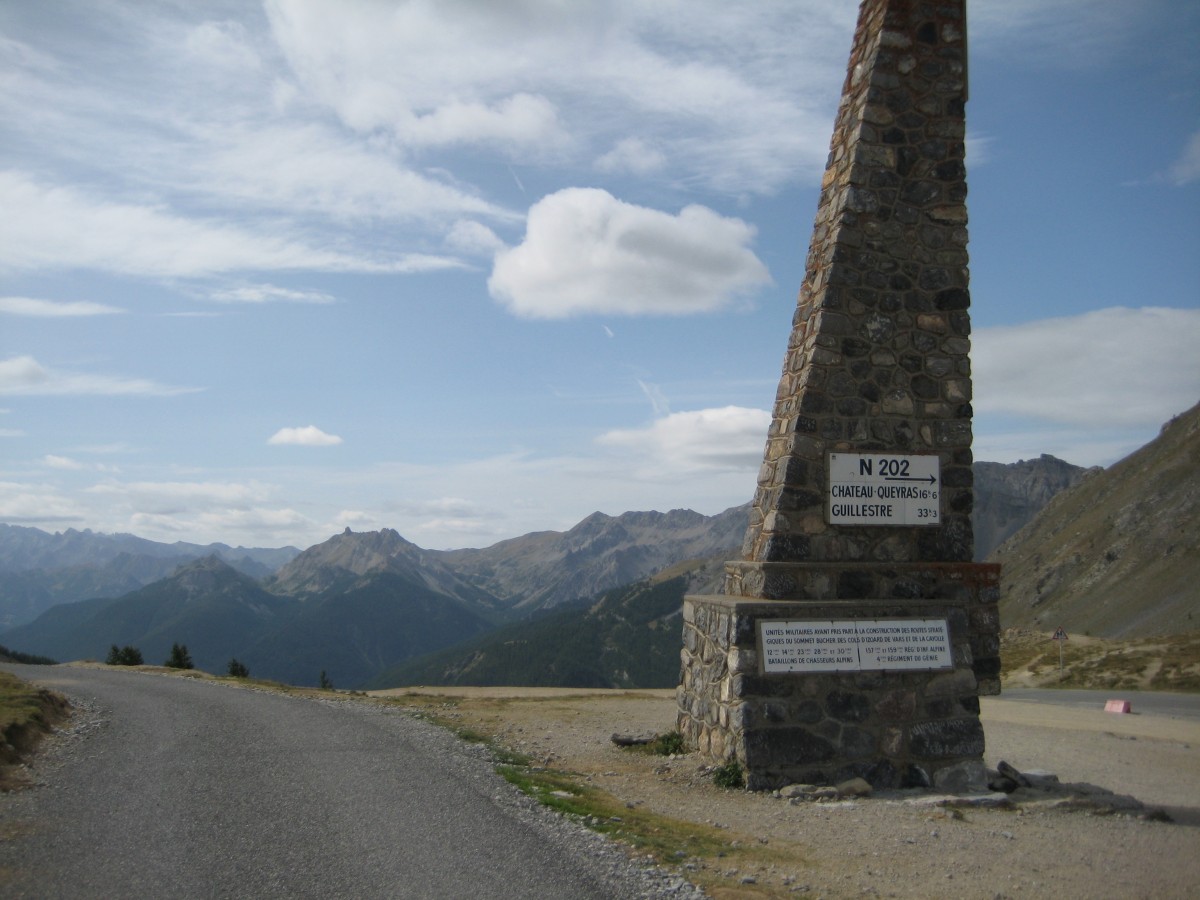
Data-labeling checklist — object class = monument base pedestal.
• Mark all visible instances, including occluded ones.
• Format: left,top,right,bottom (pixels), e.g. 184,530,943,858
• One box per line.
677,564,1000,792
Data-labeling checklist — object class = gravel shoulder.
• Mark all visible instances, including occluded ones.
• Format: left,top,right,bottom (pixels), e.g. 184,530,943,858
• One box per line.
375,685,1200,899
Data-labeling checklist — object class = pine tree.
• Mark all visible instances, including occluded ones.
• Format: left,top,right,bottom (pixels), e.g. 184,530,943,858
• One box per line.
106,645,143,665
165,642,194,670
227,658,249,678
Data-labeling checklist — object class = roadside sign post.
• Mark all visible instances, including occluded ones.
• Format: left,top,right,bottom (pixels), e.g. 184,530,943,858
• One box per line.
1051,626,1068,675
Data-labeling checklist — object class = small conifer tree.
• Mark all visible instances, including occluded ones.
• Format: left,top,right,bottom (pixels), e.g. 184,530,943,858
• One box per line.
227,658,249,678
165,642,194,670
318,669,334,690
106,645,143,665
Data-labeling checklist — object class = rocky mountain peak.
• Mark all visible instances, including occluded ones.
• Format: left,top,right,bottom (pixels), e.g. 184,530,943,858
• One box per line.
169,555,251,597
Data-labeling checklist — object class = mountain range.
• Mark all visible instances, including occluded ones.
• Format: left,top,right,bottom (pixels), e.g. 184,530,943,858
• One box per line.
5,427,1192,689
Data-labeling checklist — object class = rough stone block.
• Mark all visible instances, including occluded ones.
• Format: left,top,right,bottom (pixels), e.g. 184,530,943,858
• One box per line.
744,727,837,768
932,760,989,794
910,717,985,760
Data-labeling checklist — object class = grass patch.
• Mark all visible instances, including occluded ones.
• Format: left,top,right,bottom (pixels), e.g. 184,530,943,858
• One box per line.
0,671,70,789
623,730,686,756
496,763,742,864
0,672,56,736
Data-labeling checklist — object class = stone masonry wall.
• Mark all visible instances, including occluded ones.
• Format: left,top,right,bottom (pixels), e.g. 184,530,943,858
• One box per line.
677,1,998,791
735,0,974,578
677,588,995,792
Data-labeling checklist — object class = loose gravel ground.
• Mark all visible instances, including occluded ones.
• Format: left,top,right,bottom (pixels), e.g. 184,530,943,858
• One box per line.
377,686,1200,899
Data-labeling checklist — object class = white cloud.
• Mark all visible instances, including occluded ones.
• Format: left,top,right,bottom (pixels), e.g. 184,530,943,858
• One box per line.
0,355,198,397
445,220,506,257
210,283,334,304
488,188,771,318
42,454,118,473
86,479,274,509
1168,130,1200,186
195,123,514,224
0,171,460,278
973,307,1200,428
596,138,666,176
43,455,83,470
404,93,567,152
637,380,671,418
130,506,314,544
264,0,849,192
183,20,261,73
0,480,87,524
268,425,343,447
598,406,771,472
0,296,125,316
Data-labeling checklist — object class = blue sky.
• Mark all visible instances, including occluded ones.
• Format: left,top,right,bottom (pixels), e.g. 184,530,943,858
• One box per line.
1,0,1197,551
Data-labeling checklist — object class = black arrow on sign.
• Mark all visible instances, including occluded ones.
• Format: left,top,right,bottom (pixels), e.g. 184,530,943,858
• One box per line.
883,474,937,484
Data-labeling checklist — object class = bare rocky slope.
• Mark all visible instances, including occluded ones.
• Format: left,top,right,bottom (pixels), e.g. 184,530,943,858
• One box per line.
973,455,1090,559
991,401,1200,638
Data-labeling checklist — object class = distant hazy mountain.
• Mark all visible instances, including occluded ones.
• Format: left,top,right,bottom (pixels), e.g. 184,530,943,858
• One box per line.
0,524,297,572
991,402,1200,638
367,558,727,691
0,525,299,629
3,552,494,688
2,555,293,672
266,527,506,621
431,506,749,613
0,452,1102,688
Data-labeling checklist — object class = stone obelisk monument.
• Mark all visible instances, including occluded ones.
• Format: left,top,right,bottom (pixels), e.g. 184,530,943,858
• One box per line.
678,0,1001,792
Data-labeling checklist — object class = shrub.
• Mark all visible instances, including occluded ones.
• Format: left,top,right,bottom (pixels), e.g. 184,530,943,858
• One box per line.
227,658,249,678
105,645,144,666
164,643,194,670
713,759,745,789
318,670,334,690
646,731,686,756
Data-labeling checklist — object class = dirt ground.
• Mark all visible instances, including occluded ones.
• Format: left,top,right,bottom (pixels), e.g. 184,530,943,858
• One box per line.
372,686,1200,899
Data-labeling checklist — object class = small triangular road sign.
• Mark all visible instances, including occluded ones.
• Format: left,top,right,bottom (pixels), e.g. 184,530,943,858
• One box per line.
1052,626,1068,641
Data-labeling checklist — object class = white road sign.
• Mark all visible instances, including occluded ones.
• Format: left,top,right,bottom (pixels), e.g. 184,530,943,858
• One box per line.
827,453,940,526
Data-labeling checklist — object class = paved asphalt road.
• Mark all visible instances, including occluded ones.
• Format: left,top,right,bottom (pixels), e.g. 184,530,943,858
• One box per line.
0,665,688,899
997,688,1200,721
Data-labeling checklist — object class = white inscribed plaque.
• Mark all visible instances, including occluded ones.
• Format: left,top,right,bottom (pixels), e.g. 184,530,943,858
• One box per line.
759,618,952,673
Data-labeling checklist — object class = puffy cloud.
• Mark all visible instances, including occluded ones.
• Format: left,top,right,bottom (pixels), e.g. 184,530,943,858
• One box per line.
488,189,771,318
0,355,197,397
598,406,770,472
267,425,344,447
0,296,125,316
